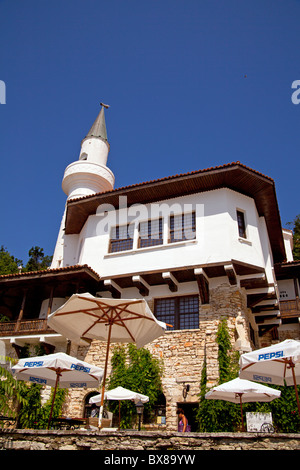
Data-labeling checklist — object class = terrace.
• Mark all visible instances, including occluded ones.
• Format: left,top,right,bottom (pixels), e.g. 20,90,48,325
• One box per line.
279,298,300,322
0,265,101,353
0,318,54,337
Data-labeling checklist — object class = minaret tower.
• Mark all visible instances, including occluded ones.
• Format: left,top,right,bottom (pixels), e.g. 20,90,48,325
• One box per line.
51,104,114,268
62,103,115,199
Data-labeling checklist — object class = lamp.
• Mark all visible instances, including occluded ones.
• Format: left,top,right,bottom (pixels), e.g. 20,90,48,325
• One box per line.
182,383,190,400
135,399,144,431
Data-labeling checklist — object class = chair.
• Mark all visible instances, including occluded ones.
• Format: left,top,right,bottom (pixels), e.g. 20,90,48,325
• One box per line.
86,410,113,429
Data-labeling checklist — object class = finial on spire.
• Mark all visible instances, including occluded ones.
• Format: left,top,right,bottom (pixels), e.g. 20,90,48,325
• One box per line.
100,102,110,109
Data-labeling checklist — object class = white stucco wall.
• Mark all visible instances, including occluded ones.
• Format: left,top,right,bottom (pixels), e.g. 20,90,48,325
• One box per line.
278,279,298,300
80,137,109,166
51,206,79,268
282,229,294,262
66,188,275,284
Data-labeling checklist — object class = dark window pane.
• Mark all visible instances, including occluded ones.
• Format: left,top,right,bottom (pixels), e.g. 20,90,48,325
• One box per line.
139,219,163,248
154,295,199,331
170,212,196,243
237,211,246,238
109,224,134,253
179,296,199,329
155,298,175,330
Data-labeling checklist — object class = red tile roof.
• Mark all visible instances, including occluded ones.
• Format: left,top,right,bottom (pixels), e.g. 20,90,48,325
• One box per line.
68,161,275,204
0,264,100,281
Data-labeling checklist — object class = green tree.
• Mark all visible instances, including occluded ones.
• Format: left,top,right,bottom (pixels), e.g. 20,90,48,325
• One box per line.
24,246,52,272
0,245,52,275
0,246,22,275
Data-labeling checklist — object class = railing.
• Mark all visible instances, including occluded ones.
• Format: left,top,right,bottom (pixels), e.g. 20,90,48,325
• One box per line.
279,298,300,318
0,319,55,337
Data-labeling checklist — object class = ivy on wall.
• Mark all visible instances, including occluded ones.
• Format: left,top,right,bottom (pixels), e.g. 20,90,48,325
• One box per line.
107,344,164,428
196,318,300,432
17,380,67,429
196,318,241,432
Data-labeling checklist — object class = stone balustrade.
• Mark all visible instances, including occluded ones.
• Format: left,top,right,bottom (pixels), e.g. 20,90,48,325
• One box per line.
1,429,299,451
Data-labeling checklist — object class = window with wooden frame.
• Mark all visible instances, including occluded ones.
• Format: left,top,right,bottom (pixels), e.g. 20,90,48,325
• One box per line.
109,224,134,253
154,295,199,330
237,210,247,239
169,212,196,243
139,218,163,248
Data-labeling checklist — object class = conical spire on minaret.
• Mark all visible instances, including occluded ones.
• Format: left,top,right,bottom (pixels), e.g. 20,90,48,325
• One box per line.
62,103,115,200
79,103,111,165
85,103,109,141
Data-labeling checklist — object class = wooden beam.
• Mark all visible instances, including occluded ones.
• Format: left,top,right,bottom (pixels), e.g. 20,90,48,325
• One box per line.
254,298,278,307
252,302,279,313
246,286,276,295
10,338,26,358
103,279,122,299
259,323,280,338
253,310,280,319
224,264,237,285
132,276,150,297
194,268,209,304
15,289,27,332
46,286,55,319
257,317,281,326
240,273,267,289
162,272,178,292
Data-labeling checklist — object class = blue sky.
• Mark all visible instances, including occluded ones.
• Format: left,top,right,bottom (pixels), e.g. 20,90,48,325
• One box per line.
0,0,299,264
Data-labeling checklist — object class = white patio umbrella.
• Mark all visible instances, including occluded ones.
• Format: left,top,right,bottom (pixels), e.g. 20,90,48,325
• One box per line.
205,377,281,431
89,386,149,427
239,339,300,416
47,293,168,427
12,352,104,428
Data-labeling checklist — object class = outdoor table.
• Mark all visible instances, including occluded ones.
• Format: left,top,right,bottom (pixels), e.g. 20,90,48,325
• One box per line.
50,417,86,430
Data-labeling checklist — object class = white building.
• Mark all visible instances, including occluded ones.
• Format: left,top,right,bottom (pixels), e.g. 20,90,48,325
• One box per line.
0,105,299,430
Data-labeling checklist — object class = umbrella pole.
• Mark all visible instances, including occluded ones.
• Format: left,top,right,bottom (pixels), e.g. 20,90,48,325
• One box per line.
119,401,121,429
47,369,61,429
290,361,300,416
238,394,245,432
98,322,113,429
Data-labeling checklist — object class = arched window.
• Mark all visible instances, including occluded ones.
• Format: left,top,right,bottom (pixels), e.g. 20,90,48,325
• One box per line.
84,391,99,418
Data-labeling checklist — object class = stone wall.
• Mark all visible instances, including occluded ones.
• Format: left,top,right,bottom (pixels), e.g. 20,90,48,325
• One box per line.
62,283,250,431
1,429,299,451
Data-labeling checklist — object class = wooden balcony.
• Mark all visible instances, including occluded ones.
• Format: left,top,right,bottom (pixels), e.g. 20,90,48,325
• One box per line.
279,298,300,320
0,318,55,337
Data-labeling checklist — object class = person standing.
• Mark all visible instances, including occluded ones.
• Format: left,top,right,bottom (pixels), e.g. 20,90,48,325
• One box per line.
177,408,189,432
